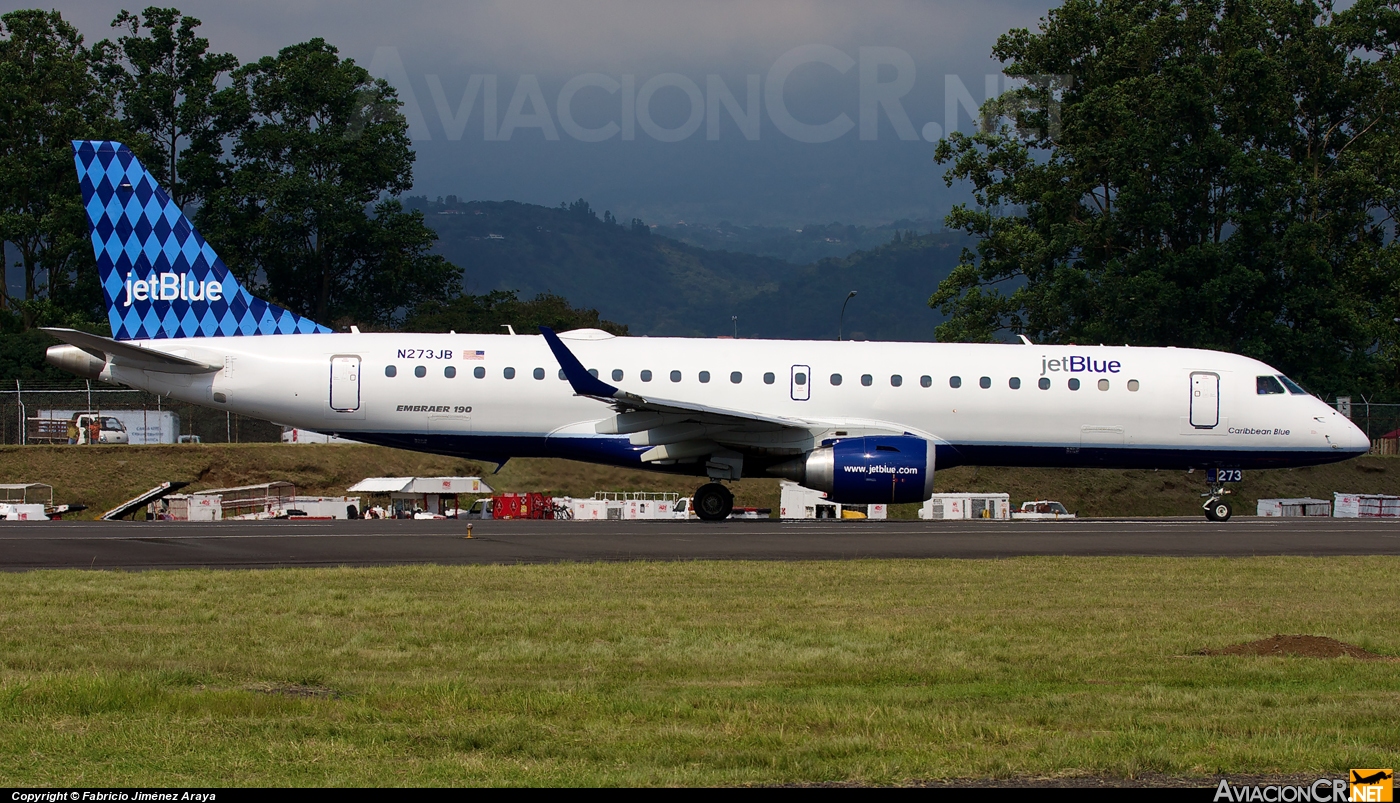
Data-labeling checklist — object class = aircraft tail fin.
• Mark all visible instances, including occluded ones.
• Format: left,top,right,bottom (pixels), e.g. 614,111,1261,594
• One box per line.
71,140,330,341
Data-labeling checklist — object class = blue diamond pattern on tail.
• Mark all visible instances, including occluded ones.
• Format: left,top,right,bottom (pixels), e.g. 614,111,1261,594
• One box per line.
71,140,331,341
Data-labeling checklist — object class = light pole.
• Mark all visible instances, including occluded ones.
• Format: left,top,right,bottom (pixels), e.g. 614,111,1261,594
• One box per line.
838,290,857,341
732,315,738,339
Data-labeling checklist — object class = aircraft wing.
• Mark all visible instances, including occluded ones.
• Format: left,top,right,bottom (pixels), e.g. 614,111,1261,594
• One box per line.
541,326,826,462
43,327,222,374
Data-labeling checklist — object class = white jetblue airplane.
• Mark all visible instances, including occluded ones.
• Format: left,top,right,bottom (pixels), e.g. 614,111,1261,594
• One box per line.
45,141,1369,521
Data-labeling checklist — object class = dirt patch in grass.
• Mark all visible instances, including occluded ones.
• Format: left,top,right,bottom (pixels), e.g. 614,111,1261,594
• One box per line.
245,682,340,699
1198,634,1390,660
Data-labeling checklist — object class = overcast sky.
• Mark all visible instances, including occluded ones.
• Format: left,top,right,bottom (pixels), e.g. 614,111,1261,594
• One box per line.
41,0,1059,226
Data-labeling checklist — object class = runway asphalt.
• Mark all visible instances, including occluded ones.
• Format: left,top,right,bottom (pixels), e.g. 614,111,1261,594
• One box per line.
0,516,1397,570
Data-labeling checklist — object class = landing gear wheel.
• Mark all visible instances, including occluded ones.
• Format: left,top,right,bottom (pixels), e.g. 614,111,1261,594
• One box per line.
693,483,734,522
1205,500,1233,522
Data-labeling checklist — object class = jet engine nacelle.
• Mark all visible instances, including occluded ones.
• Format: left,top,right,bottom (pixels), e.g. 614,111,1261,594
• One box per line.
45,344,105,380
773,435,936,504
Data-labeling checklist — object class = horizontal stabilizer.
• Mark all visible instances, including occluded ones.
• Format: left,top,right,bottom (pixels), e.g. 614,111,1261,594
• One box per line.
43,327,221,374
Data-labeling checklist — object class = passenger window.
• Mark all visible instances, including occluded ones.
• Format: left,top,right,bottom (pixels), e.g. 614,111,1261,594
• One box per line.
1256,376,1286,395
1038,378,1050,390
670,370,682,382
830,373,843,386
1009,377,1021,389
920,375,932,388
612,369,624,381
588,368,598,378
950,376,961,388
731,371,742,384
558,369,567,380
764,372,775,384
474,366,485,379
385,365,397,377
1128,379,1140,391
445,366,457,379
795,372,807,385
533,367,545,380
890,375,902,387
699,371,711,383
641,369,652,382
414,365,426,378
1098,379,1109,391
857,374,870,386
503,367,516,379
979,376,991,389
1068,377,1080,390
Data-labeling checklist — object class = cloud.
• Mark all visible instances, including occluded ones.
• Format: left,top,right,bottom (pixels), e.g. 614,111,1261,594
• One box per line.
56,0,1052,75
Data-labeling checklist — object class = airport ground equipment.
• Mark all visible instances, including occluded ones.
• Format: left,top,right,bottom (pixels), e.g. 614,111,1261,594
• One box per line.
919,493,1011,520
491,492,553,520
779,481,888,520
101,481,190,521
1332,493,1400,517
0,483,64,520
1256,498,1331,517
348,476,493,518
591,491,685,519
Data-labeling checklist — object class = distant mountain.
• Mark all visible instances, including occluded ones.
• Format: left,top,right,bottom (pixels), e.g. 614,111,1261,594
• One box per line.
405,196,967,341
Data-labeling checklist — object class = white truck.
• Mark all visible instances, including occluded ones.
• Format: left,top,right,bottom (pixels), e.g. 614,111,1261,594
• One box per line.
26,412,128,444
1011,500,1077,519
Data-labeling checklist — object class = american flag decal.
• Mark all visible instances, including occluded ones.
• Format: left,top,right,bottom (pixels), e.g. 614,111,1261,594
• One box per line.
464,350,486,360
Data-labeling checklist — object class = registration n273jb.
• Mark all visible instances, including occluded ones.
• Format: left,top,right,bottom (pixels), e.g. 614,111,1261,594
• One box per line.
45,142,1370,521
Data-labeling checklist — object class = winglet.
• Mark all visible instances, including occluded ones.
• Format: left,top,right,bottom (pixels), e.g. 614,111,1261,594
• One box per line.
540,326,619,398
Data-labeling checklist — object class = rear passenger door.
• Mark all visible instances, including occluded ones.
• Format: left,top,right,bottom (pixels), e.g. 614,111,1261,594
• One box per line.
329,355,362,412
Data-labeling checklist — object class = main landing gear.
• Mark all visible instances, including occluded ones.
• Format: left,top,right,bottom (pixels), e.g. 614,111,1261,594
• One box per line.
1202,483,1233,522
693,482,734,522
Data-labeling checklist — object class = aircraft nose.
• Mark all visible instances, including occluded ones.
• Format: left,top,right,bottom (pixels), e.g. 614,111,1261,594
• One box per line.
1344,418,1371,454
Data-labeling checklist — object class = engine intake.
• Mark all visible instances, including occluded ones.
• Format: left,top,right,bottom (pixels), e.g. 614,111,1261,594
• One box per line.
770,435,935,504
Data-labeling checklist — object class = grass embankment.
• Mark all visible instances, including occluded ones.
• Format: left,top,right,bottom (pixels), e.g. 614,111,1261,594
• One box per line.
1,443,1398,518
0,558,1396,785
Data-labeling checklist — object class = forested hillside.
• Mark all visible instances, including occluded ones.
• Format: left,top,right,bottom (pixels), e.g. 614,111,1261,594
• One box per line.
407,196,967,341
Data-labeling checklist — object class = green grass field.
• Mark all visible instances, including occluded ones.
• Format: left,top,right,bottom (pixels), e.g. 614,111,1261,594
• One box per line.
1,558,1396,785
2,443,1399,518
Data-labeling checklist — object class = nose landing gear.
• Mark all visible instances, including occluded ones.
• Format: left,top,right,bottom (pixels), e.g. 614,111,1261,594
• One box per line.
693,482,734,521
1201,480,1233,521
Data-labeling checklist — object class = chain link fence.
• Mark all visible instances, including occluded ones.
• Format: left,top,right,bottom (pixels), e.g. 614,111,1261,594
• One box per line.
0,381,281,445
1337,400,1400,454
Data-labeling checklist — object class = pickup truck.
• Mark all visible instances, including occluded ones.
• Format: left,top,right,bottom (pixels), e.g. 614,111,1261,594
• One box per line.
1011,500,1077,519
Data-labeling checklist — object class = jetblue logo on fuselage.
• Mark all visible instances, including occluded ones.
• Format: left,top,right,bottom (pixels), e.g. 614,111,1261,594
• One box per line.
1041,355,1121,376
123,272,224,307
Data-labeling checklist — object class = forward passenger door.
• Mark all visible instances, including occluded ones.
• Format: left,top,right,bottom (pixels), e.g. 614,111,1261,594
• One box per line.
1190,372,1219,429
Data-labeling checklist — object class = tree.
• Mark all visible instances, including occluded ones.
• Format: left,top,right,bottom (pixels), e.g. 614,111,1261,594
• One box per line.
404,290,629,336
930,0,1400,398
0,9,115,329
101,6,238,209
198,38,459,325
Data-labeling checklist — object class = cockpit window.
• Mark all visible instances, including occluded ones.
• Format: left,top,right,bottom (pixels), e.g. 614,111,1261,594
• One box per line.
1256,375,1286,395
1276,375,1308,395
